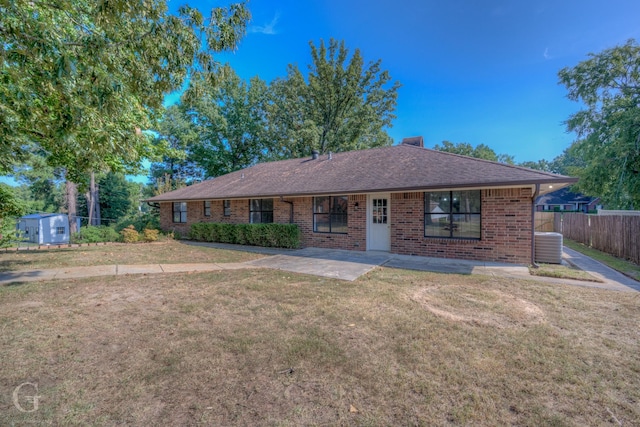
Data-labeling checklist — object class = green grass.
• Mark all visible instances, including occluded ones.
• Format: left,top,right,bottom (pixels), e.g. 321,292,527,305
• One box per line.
529,262,602,282
564,239,640,281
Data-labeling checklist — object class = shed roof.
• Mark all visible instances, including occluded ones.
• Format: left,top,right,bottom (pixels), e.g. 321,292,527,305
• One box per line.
147,144,577,202
21,213,67,220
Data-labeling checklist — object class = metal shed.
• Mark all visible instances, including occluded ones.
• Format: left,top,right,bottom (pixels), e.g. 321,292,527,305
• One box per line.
17,213,80,245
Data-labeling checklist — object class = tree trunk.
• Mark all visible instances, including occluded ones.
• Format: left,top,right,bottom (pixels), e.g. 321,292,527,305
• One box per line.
89,172,101,226
66,180,78,234
86,172,101,226
94,179,100,226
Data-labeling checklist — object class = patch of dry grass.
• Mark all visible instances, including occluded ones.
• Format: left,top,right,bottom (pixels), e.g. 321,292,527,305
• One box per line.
1,267,639,426
530,263,603,282
0,240,264,272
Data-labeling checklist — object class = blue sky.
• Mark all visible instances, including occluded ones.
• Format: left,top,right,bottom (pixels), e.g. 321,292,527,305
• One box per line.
3,0,639,186
202,0,639,163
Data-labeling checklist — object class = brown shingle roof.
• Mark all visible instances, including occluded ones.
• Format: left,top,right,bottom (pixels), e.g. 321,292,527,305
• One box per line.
146,144,577,202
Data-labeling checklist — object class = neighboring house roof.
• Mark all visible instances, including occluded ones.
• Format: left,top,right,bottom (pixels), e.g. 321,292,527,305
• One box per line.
535,188,599,206
147,144,577,202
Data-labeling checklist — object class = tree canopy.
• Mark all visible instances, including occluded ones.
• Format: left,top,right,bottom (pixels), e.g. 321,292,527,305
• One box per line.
0,0,249,181
559,39,640,208
184,66,271,177
433,141,515,164
150,39,400,180
150,104,203,185
267,39,400,157
0,183,26,247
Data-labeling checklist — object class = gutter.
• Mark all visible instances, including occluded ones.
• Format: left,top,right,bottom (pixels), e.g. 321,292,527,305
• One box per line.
531,183,540,267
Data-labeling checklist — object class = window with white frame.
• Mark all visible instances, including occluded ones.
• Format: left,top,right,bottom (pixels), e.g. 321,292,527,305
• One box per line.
204,201,211,217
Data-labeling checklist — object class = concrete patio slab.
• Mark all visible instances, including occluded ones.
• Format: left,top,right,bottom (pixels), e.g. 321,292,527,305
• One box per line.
246,248,391,281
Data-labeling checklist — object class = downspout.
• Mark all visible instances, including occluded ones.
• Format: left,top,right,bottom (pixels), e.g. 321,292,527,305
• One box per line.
531,184,540,267
280,197,294,224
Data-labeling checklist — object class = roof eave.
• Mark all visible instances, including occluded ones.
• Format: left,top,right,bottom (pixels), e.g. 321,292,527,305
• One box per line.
144,177,578,202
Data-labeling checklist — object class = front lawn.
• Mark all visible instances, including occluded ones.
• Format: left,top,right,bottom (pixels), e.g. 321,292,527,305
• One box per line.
1,267,638,425
0,240,264,272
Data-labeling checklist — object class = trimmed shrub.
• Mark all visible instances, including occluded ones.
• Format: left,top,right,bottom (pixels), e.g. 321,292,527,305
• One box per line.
120,225,140,243
71,225,120,243
189,223,300,249
142,228,159,242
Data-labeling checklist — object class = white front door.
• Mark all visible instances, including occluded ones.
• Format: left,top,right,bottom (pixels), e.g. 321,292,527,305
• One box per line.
368,194,390,251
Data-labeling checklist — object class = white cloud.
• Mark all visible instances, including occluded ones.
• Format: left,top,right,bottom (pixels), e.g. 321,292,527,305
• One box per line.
543,47,551,60
249,12,280,35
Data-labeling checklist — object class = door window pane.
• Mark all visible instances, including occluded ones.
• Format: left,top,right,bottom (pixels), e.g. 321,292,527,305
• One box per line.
373,199,387,224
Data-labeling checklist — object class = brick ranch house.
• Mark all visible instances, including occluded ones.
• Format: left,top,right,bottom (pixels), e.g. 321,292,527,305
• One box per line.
147,137,577,265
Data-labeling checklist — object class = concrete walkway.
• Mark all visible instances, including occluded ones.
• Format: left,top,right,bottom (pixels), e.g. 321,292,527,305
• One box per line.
561,246,640,292
0,262,258,285
0,243,638,291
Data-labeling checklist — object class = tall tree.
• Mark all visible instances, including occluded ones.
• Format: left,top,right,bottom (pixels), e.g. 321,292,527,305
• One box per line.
559,39,640,208
12,150,66,213
97,173,137,223
263,76,320,159
150,104,203,185
267,39,400,157
0,184,25,247
183,66,271,177
76,172,138,224
0,0,250,180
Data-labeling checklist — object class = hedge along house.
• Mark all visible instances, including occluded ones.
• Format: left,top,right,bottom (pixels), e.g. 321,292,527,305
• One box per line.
147,137,577,265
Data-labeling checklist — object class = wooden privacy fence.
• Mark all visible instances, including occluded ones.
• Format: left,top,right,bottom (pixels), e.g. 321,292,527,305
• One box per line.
534,212,555,231
555,213,640,265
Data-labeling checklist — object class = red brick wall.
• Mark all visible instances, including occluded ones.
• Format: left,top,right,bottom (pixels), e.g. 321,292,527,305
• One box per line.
158,189,533,263
159,196,367,250
160,199,265,235
291,195,366,251
391,189,533,264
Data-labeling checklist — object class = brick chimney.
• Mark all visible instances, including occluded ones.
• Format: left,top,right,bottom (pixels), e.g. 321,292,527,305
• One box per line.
401,136,424,147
